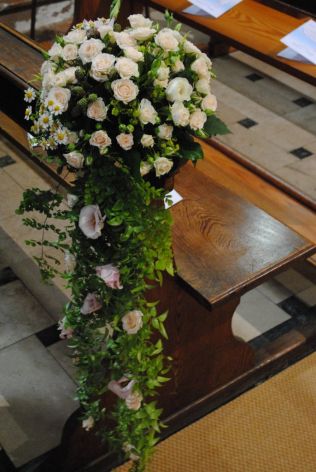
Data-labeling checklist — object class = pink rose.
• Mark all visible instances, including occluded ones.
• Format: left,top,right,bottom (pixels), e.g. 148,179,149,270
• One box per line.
96,263,123,289
58,317,73,339
79,204,105,239
108,376,135,399
81,292,102,315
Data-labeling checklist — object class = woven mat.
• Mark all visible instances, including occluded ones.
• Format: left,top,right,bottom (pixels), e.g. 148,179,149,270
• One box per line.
115,352,316,471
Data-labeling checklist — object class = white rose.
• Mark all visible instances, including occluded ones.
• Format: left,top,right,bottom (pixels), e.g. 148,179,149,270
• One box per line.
96,19,114,39
54,67,78,86
47,86,71,112
183,40,201,55
67,131,79,144
196,78,211,95
157,65,169,81
115,57,139,79
128,14,153,28
158,124,173,140
53,71,68,87
42,71,56,91
111,79,139,104
141,134,154,148
155,28,178,51
63,151,84,169
91,53,115,81
89,130,112,149
62,44,78,61
154,157,174,177
140,161,153,176
166,77,193,102
122,310,143,334
172,59,185,73
201,94,217,112
191,56,210,78
48,42,63,60
124,47,144,62
78,38,104,64
87,97,108,121
170,101,190,127
41,60,56,76
66,193,79,208
130,27,156,41
154,79,168,89
113,31,136,49
64,28,87,44
189,109,207,130
139,98,157,125
116,133,134,150
82,416,94,431
201,52,213,68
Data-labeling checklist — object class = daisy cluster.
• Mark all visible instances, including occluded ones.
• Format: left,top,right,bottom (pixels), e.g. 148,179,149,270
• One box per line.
24,13,219,179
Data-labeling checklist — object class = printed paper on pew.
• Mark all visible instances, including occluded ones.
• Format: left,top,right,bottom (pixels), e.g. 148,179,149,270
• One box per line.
164,189,183,209
280,19,316,65
277,47,313,64
184,0,242,18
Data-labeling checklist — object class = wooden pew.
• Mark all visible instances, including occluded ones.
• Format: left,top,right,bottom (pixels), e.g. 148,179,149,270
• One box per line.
1,23,316,471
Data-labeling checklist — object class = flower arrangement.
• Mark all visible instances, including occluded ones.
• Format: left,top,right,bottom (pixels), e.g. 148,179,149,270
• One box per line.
18,2,228,470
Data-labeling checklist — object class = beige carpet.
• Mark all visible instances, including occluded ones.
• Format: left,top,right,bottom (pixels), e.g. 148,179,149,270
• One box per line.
115,352,316,471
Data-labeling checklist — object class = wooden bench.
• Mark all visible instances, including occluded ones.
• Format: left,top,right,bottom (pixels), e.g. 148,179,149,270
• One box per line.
1,23,316,471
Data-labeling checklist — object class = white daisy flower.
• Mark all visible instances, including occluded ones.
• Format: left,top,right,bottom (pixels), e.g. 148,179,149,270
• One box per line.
25,106,32,121
50,103,63,116
39,113,52,129
54,127,69,145
24,87,36,103
31,121,40,134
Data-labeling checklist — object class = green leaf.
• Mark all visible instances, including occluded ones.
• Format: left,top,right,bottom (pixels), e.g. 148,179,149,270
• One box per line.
180,140,204,163
203,115,230,137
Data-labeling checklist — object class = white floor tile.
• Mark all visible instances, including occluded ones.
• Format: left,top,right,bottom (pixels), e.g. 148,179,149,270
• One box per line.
257,279,292,304
275,269,314,294
48,340,77,382
232,311,262,342
297,286,316,307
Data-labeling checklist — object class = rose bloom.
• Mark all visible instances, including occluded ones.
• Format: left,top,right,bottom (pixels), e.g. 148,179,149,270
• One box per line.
128,13,153,28
166,77,193,102
170,101,190,127
195,78,211,95
158,123,173,140
202,94,217,112
154,78,168,89
116,133,134,150
63,151,84,169
154,157,174,177
47,86,71,112
82,416,94,431
87,97,108,121
123,443,140,462
90,53,116,81
140,134,154,147
96,263,123,289
111,79,139,104
189,109,207,130
125,391,143,411
64,28,87,44
90,130,112,149
140,161,152,176
81,292,103,315
53,67,78,87
62,44,78,61
64,250,76,272
66,193,79,208
139,98,157,125
79,204,104,239
130,27,156,41
115,57,139,79
113,31,136,49
48,42,62,60
58,317,73,339
183,40,201,55
124,46,144,62
108,377,135,399
172,59,185,73
96,18,114,39
157,65,169,81
155,28,178,51
67,131,79,144
122,310,143,334
191,56,210,79
78,38,104,64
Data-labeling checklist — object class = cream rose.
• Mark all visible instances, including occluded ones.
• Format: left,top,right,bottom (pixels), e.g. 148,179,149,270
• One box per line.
111,79,139,104
124,46,144,62
48,42,62,60
82,416,94,431
183,40,201,55
154,157,174,176
122,310,143,334
130,27,156,41
116,133,134,150
62,44,78,61
64,28,87,44
189,109,207,130
155,28,178,51
172,59,185,73
63,151,84,169
139,98,157,125
114,31,136,49
47,86,71,112
125,391,143,411
79,205,104,239
157,65,170,81
196,78,211,95
91,53,115,81
140,134,154,148
158,123,173,140
140,161,153,176
78,38,104,64
170,102,190,127
90,130,112,149
67,131,79,144
201,94,217,112
191,56,210,79
54,67,78,87
87,98,108,121
154,78,169,89
66,193,79,208
128,13,153,28
115,57,139,79
166,77,193,102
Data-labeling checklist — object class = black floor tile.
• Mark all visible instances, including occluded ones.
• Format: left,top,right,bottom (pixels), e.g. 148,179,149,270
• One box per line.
250,318,296,349
293,97,314,107
0,155,16,168
290,147,313,159
35,323,60,347
0,267,18,286
238,118,258,129
279,296,315,324
246,73,264,82
0,448,16,472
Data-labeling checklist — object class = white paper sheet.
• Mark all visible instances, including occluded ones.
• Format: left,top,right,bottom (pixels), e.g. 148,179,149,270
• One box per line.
184,0,242,18
280,19,316,65
164,189,183,209
277,47,313,64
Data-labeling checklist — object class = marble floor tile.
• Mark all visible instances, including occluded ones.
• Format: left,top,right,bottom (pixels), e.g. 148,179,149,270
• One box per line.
48,340,77,382
289,155,316,178
216,101,246,125
273,166,316,200
4,157,51,191
257,279,292,304
275,269,314,294
235,289,291,335
0,172,24,221
297,286,316,307
0,280,54,349
232,311,262,342
284,105,316,135
0,336,78,467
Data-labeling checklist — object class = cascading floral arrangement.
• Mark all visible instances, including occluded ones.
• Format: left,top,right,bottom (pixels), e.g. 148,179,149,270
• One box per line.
18,2,228,470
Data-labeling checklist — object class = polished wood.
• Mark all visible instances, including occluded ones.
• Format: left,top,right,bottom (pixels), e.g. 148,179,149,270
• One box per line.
144,0,316,85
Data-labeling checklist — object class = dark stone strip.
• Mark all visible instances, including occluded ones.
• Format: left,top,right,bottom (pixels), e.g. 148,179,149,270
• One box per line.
0,268,18,287
35,323,60,347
